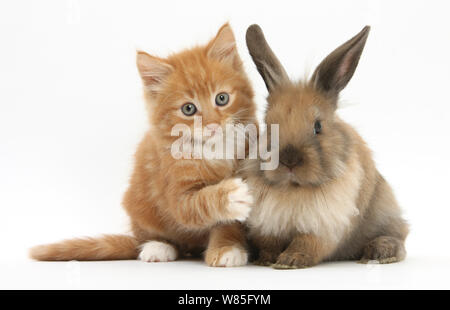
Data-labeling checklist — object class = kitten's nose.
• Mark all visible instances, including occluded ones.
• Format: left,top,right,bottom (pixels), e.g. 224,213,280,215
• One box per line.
279,144,303,169
205,123,220,135
206,123,220,130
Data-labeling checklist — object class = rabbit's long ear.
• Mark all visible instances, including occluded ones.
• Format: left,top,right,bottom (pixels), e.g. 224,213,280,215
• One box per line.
246,24,289,92
312,26,370,96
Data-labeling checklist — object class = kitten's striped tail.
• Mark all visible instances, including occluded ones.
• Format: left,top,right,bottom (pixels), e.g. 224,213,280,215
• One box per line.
29,234,139,261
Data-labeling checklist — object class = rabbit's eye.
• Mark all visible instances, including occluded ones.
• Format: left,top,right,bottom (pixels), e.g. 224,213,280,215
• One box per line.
215,92,229,106
314,120,322,135
181,103,197,116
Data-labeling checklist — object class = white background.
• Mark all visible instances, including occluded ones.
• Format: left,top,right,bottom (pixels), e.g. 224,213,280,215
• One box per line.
1,0,449,289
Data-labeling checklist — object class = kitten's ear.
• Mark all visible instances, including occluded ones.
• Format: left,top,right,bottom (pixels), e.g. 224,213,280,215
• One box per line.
136,51,173,92
311,26,370,96
207,23,242,69
246,24,289,92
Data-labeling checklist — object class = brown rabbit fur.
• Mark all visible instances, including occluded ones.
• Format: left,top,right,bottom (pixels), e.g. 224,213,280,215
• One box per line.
30,23,257,267
242,25,408,268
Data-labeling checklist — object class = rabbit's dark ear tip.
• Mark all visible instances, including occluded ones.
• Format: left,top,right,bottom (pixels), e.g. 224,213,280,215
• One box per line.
247,24,261,32
361,25,371,35
246,24,263,39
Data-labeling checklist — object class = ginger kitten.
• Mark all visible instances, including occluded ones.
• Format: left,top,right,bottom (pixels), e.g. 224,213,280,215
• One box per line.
30,23,257,267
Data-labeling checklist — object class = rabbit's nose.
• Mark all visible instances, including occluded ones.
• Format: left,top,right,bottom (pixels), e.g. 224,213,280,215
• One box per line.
279,145,303,169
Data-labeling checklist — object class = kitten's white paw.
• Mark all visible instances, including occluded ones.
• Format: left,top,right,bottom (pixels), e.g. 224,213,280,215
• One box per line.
217,247,248,267
138,241,177,263
227,178,253,222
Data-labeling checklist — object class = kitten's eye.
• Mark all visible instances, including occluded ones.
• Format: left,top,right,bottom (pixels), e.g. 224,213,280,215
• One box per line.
215,92,229,106
314,120,322,135
181,103,197,116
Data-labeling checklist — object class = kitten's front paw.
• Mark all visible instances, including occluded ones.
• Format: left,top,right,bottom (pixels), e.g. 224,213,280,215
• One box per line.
138,241,178,263
226,178,253,222
205,246,248,267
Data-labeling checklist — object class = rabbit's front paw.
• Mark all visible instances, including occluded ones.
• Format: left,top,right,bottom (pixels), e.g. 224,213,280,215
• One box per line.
271,252,316,269
225,178,253,222
358,236,406,264
253,250,279,266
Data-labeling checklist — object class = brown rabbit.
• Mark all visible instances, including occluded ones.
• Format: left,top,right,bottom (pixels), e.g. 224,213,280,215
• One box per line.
242,24,409,268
